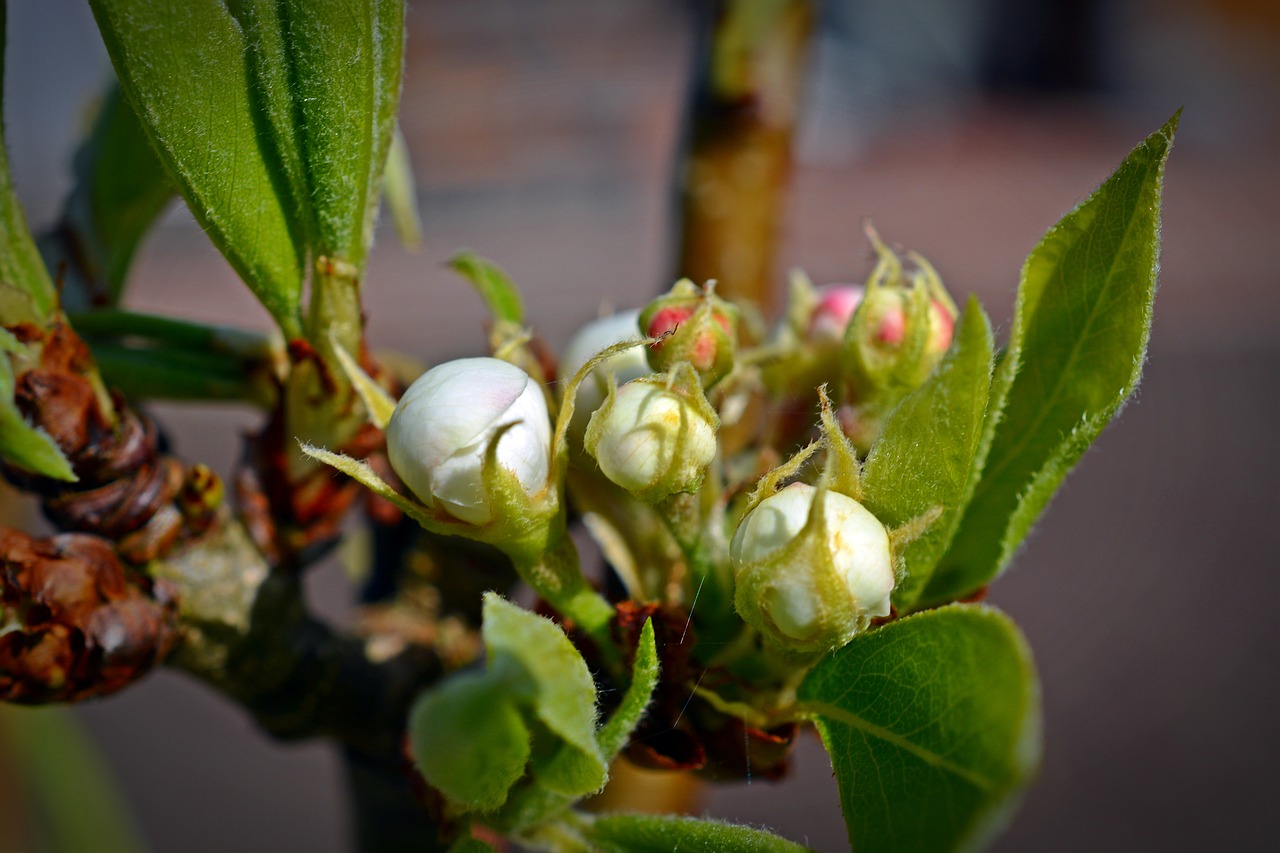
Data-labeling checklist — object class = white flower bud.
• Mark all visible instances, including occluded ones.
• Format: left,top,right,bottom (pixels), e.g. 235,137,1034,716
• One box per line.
585,377,717,501
386,357,551,525
559,310,650,434
731,482,893,649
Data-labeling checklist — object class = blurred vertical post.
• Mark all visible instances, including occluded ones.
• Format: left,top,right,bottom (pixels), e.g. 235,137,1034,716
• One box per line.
672,0,816,313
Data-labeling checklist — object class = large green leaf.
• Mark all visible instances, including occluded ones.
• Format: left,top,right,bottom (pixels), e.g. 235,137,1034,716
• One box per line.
798,605,1040,853
89,0,305,338
482,593,607,798
861,297,993,610
924,113,1178,605
0,4,56,320
584,814,813,853
0,707,149,853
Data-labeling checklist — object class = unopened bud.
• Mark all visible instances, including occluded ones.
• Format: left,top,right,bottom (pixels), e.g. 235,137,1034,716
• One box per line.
731,482,893,655
807,284,864,344
841,230,958,448
639,279,738,386
386,357,551,525
558,310,651,437
585,372,718,502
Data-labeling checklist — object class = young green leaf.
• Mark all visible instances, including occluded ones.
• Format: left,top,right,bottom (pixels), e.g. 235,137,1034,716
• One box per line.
925,112,1179,605
0,330,75,481
88,0,305,339
407,671,532,814
384,125,423,250
50,84,173,306
584,814,813,853
861,297,993,611
798,605,1041,853
0,6,56,320
496,619,658,832
481,593,607,798
449,252,526,325
595,618,658,759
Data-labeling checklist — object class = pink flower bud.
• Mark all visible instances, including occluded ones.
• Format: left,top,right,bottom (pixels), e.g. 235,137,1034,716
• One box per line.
807,284,864,343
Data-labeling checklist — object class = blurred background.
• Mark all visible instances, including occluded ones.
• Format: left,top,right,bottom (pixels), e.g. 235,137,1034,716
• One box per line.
1,0,1277,850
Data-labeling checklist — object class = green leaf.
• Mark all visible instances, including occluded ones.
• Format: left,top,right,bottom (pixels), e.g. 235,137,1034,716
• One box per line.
496,620,658,832
449,252,525,325
0,706,149,853
482,593,606,798
57,84,174,305
584,814,813,853
798,605,1041,853
0,6,56,320
862,298,994,611
596,618,658,759
408,671,532,814
232,0,404,269
0,329,76,481
447,840,497,853
89,0,305,338
925,112,1179,605
384,125,423,250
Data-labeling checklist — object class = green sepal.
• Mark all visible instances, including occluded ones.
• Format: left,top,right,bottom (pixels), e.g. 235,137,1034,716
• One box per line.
926,111,1179,604
798,604,1041,853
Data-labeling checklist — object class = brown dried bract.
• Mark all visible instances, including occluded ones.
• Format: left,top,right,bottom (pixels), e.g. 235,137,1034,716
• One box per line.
2,322,221,565
0,528,177,703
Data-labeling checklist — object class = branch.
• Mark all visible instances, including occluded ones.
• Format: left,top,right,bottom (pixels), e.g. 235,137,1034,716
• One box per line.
672,0,816,311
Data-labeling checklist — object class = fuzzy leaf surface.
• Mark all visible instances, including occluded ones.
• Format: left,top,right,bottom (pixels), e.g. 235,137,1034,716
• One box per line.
925,112,1179,604
482,593,606,797
89,0,304,337
232,0,404,269
585,814,813,853
862,297,993,611
798,605,1040,853
407,672,531,814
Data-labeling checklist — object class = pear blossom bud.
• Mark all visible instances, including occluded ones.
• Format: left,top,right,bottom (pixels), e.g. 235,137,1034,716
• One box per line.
558,310,651,435
639,280,738,386
807,284,864,343
585,376,718,502
731,482,893,653
386,357,551,525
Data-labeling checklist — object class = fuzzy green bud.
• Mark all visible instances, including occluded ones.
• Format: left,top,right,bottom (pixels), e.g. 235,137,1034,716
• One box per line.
731,482,893,655
584,373,718,502
639,279,738,386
